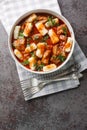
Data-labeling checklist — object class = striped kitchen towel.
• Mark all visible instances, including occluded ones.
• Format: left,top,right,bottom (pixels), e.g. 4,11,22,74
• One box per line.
0,0,87,100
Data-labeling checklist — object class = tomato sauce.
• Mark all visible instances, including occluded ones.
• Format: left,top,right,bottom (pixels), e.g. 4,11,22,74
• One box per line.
12,13,72,72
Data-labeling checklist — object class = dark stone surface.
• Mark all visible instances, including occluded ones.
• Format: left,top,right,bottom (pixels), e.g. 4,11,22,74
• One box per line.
0,0,87,130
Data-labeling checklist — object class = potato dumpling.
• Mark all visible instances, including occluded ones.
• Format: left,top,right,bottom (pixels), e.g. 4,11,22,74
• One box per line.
26,13,37,22
28,57,36,70
25,43,37,53
35,22,48,36
23,23,33,37
14,49,23,60
43,64,57,72
48,29,59,44
64,37,72,52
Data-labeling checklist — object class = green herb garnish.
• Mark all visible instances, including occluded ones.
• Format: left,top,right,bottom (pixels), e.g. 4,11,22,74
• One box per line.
41,35,49,42
34,18,38,24
62,27,67,36
52,19,59,26
51,19,56,26
52,54,66,62
22,60,29,65
38,63,45,70
30,52,35,57
18,35,24,38
47,16,59,27
47,16,53,22
57,55,66,62
34,63,45,71
52,55,57,59
19,32,24,37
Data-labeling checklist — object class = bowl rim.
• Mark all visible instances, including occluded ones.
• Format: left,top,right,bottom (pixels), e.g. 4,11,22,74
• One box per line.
8,9,75,75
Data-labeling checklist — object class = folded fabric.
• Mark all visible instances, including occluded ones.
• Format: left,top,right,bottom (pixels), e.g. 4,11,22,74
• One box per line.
0,0,87,100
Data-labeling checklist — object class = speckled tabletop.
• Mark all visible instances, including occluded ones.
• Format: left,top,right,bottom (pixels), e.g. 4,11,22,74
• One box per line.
0,0,87,130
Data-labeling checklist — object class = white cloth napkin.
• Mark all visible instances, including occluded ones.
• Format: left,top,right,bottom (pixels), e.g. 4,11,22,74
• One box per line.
0,0,87,100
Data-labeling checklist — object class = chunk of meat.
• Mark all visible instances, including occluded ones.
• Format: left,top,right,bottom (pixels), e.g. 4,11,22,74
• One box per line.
42,50,51,65
37,60,41,65
13,38,25,51
57,24,67,35
23,53,30,59
21,23,26,30
37,42,46,49
37,16,48,21
46,45,53,50
43,50,51,59
57,24,66,30
57,29,63,35
59,35,67,41
39,19,47,24
50,55,60,65
18,38,25,44
42,58,49,65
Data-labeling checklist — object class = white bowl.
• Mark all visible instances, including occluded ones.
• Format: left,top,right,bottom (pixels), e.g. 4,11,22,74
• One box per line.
8,9,75,74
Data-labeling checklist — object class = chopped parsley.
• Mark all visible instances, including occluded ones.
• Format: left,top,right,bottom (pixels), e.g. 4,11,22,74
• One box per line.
34,63,45,71
57,55,66,62
34,18,38,24
52,55,57,59
51,19,56,26
52,54,66,62
30,52,35,57
18,36,24,39
41,35,49,42
19,32,24,37
47,16,53,22
62,27,67,36
22,60,29,65
47,16,59,27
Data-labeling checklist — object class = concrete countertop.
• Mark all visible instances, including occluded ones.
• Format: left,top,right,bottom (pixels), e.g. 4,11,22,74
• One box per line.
0,0,87,130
